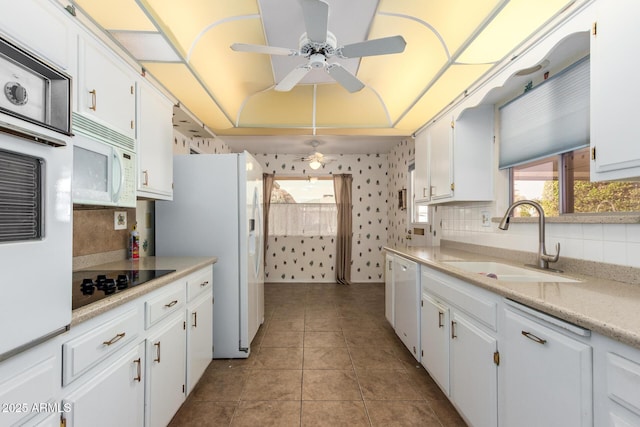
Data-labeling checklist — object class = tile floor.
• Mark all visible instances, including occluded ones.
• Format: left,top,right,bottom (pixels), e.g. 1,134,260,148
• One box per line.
169,282,467,426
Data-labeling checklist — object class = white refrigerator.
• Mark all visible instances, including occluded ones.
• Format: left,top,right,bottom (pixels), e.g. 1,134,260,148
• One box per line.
156,152,264,358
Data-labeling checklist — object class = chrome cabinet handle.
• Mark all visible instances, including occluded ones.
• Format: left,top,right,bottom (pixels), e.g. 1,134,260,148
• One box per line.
103,332,125,346
89,89,97,110
192,311,198,328
133,358,141,382
451,321,457,339
154,341,161,363
164,300,178,308
200,281,209,287
142,170,149,186
438,311,444,328
522,330,547,345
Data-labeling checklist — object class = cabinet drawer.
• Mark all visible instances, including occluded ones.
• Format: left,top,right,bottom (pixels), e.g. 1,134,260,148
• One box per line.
607,352,640,417
422,269,497,330
145,283,185,329
186,267,213,302
63,307,139,385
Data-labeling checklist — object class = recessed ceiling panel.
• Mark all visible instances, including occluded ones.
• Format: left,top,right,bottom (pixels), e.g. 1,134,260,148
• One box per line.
74,0,156,31
396,63,493,131
378,0,502,57
140,0,261,58
315,86,389,127
142,62,233,131
458,0,574,63
238,86,314,127
191,20,274,117
358,14,447,123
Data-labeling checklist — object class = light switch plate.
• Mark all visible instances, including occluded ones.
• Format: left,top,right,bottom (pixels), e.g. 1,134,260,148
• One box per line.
114,211,127,230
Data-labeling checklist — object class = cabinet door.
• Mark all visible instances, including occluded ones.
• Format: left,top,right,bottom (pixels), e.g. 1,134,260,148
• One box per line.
62,342,144,427
146,312,186,427
414,130,430,202
186,291,213,394
590,0,640,181
385,254,394,327
420,293,450,394
428,116,453,200
393,257,420,361
503,309,592,427
137,80,174,200
77,34,136,139
449,312,498,427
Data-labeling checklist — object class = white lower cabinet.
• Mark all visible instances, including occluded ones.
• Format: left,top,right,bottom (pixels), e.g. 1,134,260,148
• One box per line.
502,303,592,427
145,311,186,427
393,256,420,361
420,293,450,394
385,254,394,327
186,291,213,394
62,342,145,427
450,311,498,427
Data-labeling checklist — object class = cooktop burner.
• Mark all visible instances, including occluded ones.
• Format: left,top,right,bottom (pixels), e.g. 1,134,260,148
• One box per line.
72,269,176,310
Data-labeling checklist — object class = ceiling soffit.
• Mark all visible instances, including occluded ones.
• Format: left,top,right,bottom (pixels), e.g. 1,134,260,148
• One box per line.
73,0,577,137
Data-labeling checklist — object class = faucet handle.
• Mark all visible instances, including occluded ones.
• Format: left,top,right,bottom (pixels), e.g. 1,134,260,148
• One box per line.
542,242,560,263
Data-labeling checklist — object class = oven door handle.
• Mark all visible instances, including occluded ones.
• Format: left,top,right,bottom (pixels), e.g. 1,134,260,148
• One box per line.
112,150,124,203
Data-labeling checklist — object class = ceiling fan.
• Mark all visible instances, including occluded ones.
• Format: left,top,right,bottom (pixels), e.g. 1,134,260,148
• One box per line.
230,0,406,93
297,140,335,169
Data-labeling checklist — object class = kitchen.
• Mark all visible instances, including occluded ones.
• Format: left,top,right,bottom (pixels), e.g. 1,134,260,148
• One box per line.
1,0,640,426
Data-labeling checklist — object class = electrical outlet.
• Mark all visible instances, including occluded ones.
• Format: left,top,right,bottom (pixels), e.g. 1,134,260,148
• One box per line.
114,211,127,230
481,211,491,227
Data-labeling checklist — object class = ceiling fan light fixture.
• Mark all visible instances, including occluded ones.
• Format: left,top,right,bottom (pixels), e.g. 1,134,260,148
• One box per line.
309,159,322,170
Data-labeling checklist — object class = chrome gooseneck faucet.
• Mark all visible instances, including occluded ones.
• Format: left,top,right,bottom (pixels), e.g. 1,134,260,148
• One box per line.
498,199,560,270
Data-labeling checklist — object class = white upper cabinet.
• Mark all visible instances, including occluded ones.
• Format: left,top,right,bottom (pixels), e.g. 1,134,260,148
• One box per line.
137,79,174,200
76,32,136,140
427,105,494,203
590,0,640,181
0,0,74,72
413,130,430,203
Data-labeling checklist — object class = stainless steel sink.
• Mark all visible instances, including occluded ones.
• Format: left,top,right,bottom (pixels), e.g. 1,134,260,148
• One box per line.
442,261,580,283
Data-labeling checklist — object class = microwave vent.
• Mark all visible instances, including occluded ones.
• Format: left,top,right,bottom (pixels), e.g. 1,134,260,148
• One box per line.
72,113,135,152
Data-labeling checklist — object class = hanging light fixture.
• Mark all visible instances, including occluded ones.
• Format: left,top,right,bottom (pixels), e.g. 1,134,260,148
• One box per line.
309,159,322,170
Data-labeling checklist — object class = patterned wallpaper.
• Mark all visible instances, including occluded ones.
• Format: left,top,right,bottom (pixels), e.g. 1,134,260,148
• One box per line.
387,139,415,247
172,130,231,155
253,152,388,283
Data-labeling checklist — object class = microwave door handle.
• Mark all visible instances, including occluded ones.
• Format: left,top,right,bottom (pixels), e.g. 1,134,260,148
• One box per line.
112,151,124,203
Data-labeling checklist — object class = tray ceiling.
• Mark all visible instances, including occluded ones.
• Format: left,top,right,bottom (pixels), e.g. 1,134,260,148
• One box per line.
72,0,578,141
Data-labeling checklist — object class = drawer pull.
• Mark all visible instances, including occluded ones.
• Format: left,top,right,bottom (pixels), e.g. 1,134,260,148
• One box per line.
522,331,547,345
451,321,457,339
154,341,161,363
200,281,209,287
438,311,444,328
164,300,178,308
133,358,141,382
103,332,125,346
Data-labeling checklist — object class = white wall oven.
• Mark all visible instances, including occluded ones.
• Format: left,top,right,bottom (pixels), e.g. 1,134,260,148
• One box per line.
0,35,72,361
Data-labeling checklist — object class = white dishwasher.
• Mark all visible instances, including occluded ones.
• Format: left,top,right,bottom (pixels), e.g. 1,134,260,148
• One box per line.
393,256,420,362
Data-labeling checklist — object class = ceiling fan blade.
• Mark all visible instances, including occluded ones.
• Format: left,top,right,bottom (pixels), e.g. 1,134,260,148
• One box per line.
300,0,329,43
275,64,312,91
231,43,299,56
326,63,365,93
339,35,407,58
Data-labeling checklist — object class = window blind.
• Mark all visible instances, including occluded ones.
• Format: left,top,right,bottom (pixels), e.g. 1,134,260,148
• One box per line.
499,56,590,169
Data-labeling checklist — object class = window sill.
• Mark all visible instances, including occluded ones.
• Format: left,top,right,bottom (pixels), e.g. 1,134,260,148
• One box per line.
491,212,640,224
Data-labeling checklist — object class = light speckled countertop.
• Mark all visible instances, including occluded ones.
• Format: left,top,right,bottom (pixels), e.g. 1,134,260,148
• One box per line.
385,245,640,350
72,256,217,326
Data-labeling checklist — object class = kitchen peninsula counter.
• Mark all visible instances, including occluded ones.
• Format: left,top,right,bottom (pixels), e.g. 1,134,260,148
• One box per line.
72,256,217,326
385,245,640,350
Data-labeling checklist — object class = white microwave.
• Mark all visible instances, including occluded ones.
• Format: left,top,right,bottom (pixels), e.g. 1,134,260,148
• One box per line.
72,134,136,207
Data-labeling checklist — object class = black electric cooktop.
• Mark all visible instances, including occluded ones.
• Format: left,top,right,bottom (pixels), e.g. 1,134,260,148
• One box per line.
72,269,176,310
